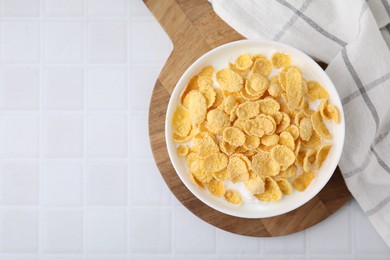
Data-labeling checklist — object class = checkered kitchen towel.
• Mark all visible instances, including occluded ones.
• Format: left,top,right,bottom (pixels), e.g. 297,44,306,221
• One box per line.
211,0,390,247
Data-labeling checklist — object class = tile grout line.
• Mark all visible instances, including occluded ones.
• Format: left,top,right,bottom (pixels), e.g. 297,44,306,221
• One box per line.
0,16,130,21
38,0,45,257
215,228,220,258
82,0,88,258
306,228,310,257
171,198,175,258
351,201,356,257
126,0,131,257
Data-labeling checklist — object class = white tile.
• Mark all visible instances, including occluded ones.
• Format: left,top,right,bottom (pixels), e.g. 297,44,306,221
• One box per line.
131,0,152,16
43,114,83,158
174,207,216,254
172,193,183,207
131,113,152,158
86,114,127,158
129,208,171,254
356,257,390,260
41,257,82,260
308,206,350,254
1,21,39,63
85,257,126,260
130,159,170,206
131,20,172,63
0,66,39,110
0,256,39,260
87,0,126,16
217,229,260,254
176,256,217,260
88,21,127,63
1,0,39,16
87,67,127,110
130,66,161,111
44,0,83,16
0,115,39,158
85,209,127,253
41,160,83,206
263,231,306,254
41,209,83,253
354,202,390,254
263,257,307,260
218,257,244,260
311,257,354,260
131,257,170,260
0,209,38,252
86,160,127,206
0,161,38,205
44,21,83,63
43,67,83,110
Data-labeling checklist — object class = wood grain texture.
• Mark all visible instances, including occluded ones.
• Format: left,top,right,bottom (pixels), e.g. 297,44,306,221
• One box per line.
146,0,352,236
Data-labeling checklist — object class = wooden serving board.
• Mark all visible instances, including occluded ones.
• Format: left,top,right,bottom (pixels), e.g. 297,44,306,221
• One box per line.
146,0,352,236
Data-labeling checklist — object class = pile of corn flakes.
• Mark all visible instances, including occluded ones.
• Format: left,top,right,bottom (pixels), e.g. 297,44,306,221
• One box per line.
172,52,340,205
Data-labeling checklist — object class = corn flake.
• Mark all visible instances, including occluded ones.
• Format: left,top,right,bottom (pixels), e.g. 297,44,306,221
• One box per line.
279,164,297,179
192,132,219,157
320,99,340,123
216,68,244,92
252,150,280,176
184,90,207,124
213,170,229,181
205,178,225,197
244,135,260,150
293,170,316,192
189,172,205,189
261,134,279,147
172,125,196,143
172,106,191,137
235,53,253,71
272,52,291,68
299,117,314,141
276,178,293,195
245,73,269,97
271,144,295,168
227,155,250,183
268,75,283,97
203,152,228,172
223,126,246,146
236,101,260,120
303,149,315,172
311,111,332,139
224,189,242,204
177,145,189,156
285,66,303,110
285,124,300,140
315,143,332,169
244,118,265,137
244,174,265,194
251,56,272,77
276,112,291,133
307,81,329,101
255,177,282,202
219,140,236,156
258,97,280,115
206,109,230,135
279,131,295,150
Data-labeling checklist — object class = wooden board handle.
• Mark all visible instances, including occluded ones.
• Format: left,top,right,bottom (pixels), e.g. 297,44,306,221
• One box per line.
144,0,243,48
143,0,244,91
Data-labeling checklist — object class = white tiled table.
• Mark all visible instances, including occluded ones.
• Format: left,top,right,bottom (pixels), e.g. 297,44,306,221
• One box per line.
0,0,389,259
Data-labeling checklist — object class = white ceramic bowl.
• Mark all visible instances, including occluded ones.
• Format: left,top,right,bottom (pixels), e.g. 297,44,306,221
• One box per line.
165,40,345,218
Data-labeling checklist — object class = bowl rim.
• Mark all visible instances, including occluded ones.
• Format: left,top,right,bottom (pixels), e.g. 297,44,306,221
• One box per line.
164,39,345,218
